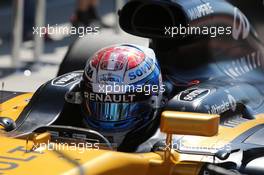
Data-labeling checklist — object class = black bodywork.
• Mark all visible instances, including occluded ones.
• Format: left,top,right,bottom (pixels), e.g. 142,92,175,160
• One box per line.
118,1,264,173
119,0,264,117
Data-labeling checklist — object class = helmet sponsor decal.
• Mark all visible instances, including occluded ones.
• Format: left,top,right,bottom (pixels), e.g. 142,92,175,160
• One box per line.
126,57,155,83
99,74,122,83
84,92,136,103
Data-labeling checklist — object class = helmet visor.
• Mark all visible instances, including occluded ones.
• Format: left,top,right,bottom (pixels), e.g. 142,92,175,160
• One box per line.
85,101,153,122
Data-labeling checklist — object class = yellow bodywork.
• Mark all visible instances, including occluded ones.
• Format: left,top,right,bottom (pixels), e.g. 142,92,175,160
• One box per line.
0,132,203,175
0,93,264,175
160,111,219,136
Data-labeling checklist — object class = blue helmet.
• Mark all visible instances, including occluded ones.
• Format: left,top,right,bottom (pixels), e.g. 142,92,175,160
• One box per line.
81,44,164,145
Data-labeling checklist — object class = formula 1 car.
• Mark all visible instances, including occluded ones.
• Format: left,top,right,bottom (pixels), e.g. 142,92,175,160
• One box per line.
1,0,264,175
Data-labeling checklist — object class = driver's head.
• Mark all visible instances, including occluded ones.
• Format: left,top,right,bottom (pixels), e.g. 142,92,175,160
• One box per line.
81,44,164,146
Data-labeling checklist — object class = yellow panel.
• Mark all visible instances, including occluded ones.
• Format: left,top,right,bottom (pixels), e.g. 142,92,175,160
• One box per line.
0,93,33,122
0,136,164,175
160,111,219,136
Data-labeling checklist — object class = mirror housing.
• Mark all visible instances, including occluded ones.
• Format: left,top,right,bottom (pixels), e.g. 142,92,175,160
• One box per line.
160,111,219,137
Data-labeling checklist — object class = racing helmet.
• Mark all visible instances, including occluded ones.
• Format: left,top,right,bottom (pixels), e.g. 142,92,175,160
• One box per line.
81,44,165,145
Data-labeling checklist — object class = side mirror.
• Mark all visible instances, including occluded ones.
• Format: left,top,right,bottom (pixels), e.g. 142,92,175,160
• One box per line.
160,111,220,161
160,111,220,137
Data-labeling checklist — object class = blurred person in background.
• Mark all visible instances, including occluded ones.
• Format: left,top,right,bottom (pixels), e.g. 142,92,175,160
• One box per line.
23,0,52,41
71,0,109,28
23,0,35,41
